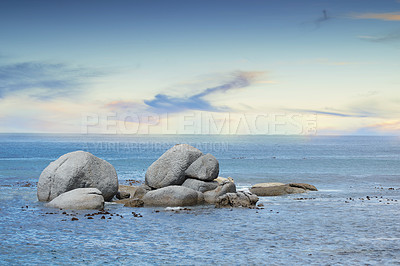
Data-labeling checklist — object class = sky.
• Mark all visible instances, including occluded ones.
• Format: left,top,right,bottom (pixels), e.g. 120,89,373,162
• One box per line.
1,0,400,135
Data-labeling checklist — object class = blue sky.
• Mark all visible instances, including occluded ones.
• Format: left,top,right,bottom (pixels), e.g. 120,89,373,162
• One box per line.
1,0,400,134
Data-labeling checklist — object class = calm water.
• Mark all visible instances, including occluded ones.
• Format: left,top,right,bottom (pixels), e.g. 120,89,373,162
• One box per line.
0,134,399,265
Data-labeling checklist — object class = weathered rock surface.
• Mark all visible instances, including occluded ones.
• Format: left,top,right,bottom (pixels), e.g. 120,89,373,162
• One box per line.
181,178,218,193
145,144,203,189
116,191,130,199
215,191,259,208
37,151,118,202
142,186,201,207
204,181,236,204
214,176,234,184
288,183,318,191
250,182,317,196
119,198,144,207
117,184,151,199
46,188,104,210
185,153,219,181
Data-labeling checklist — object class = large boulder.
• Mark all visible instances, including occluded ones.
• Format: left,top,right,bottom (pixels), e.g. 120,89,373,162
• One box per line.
249,182,317,196
37,151,118,202
185,153,219,181
215,191,259,208
181,178,219,193
142,186,201,207
46,188,104,210
145,144,203,189
203,181,236,204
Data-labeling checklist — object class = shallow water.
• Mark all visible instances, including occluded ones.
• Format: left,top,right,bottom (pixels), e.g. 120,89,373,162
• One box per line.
0,134,399,265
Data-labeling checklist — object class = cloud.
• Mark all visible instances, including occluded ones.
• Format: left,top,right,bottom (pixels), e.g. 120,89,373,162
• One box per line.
358,30,400,42
0,61,103,100
301,9,332,30
351,12,400,21
143,71,265,113
292,109,370,118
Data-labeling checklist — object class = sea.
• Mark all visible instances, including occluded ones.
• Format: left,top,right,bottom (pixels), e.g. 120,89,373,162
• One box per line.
0,134,399,265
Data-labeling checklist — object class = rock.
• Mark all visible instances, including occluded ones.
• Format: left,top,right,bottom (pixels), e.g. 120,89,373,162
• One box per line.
214,176,234,184
215,191,259,208
181,178,218,193
46,188,104,210
123,198,144,207
250,183,306,196
203,181,236,204
116,191,130,199
118,185,138,196
131,184,152,199
117,184,151,199
37,151,118,202
142,186,201,207
145,144,203,189
185,153,219,181
288,183,318,191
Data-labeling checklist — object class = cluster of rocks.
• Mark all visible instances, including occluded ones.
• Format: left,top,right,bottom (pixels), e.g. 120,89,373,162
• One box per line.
37,144,317,210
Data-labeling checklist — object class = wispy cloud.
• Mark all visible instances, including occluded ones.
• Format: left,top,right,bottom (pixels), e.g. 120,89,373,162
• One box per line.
143,71,265,113
291,109,370,118
0,61,104,100
351,12,400,21
358,30,400,42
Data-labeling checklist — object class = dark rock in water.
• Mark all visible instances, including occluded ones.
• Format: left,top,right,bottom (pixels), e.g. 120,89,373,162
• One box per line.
250,182,317,196
181,178,219,193
215,191,259,208
46,188,104,210
142,185,201,207
123,198,144,207
145,144,203,189
37,151,118,202
116,191,130,199
288,183,318,191
132,184,152,199
203,181,236,204
185,153,219,181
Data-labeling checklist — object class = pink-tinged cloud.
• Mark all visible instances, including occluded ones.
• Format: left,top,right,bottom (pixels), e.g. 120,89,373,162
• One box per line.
352,12,400,21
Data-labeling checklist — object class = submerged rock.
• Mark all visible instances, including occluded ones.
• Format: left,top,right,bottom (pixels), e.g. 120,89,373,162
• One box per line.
123,198,144,207
145,144,203,189
185,153,219,181
181,178,219,193
142,186,201,207
37,151,118,202
116,191,130,200
46,188,104,210
215,191,259,208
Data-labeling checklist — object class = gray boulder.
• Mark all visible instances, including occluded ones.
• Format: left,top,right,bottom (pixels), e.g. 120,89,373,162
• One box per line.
117,184,151,199
185,153,219,181
181,178,218,193
142,186,201,207
204,181,236,204
37,151,118,202
215,191,259,208
46,188,104,210
250,183,311,196
145,144,203,189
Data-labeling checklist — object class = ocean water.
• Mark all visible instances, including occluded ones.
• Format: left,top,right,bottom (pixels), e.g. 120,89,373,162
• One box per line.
0,134,399,265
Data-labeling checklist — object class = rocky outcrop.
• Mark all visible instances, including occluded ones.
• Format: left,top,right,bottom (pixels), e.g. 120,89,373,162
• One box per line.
142,186,201,207
181,178,218,193
116,191,130,199
214,176,234,184
145,144,203,189
215,191,259,208
46,188,104,210
250,182,317,196
204,181,236,204
185,153,219,181
117,184,151,200
37,151,118,202
118,198,144,207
